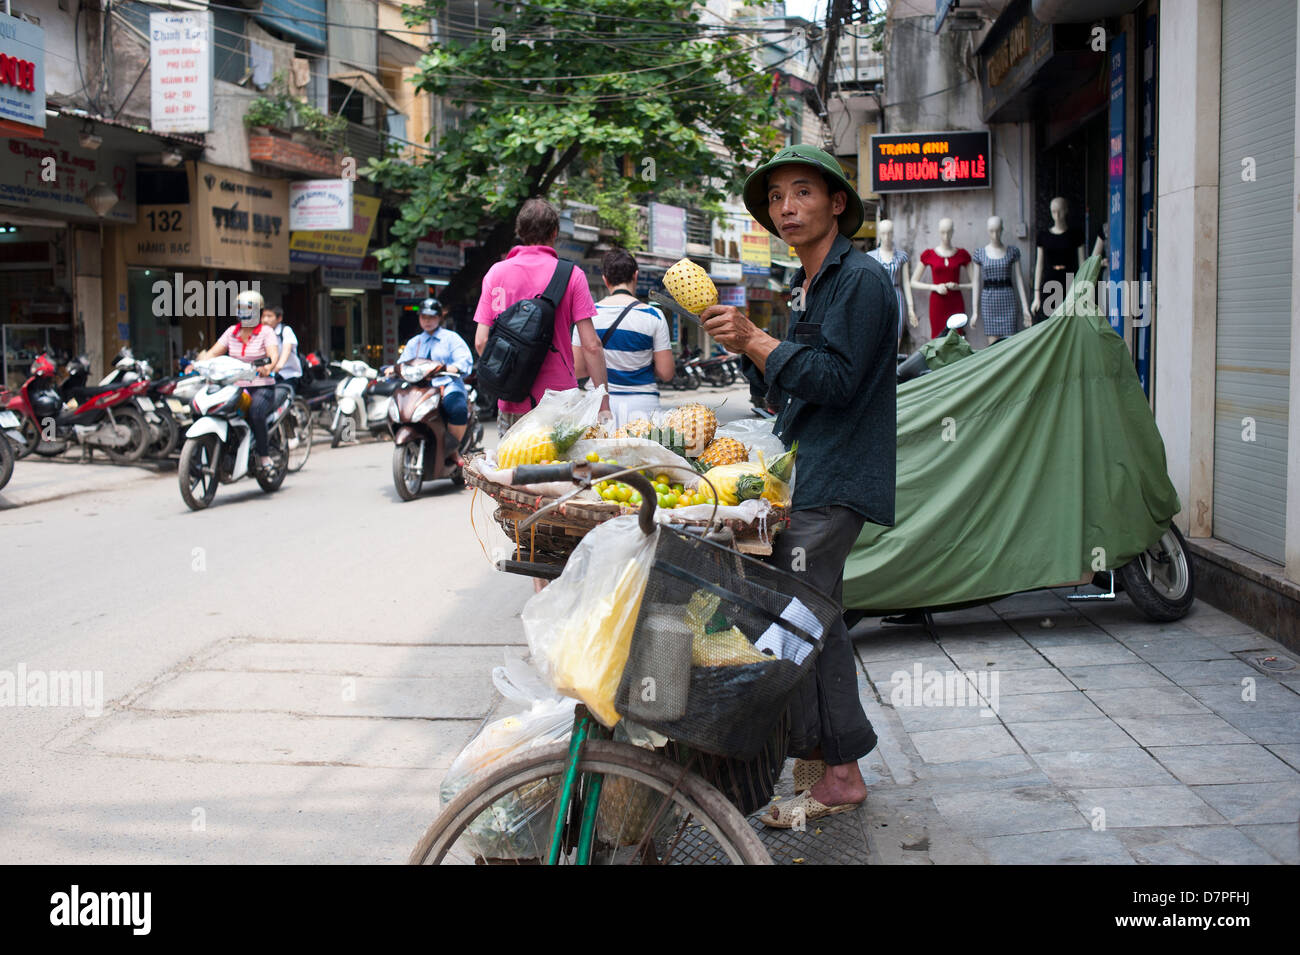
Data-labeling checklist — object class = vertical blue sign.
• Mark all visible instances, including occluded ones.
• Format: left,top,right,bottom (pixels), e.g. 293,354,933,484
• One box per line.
1135,19,1156,395
1107,37,1126,338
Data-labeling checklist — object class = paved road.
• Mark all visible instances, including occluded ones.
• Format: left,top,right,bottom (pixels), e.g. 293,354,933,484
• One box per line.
0,382,757,863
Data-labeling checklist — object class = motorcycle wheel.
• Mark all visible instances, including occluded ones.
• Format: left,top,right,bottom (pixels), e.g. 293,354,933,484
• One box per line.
1118,524,1196,622
331,415,355,448
393,440,422,501
146,409,180,458
256,421,290,493
104,406,150,463
287,398,312,473
704,366,731,387
15,416,40,458
685,371,701,391
179,434,220,510
0,431,13,490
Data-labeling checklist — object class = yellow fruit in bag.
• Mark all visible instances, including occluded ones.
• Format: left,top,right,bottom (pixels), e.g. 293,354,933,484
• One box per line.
546,557,649,727
498,428,558,469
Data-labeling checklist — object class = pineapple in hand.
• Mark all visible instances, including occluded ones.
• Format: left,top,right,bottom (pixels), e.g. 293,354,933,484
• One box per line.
663,259,719,314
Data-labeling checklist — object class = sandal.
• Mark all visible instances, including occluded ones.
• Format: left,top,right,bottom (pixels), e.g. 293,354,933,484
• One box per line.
792,758,826,794
759,791,861,829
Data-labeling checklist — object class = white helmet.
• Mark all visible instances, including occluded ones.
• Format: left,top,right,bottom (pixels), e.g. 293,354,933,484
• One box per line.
235,289,265,326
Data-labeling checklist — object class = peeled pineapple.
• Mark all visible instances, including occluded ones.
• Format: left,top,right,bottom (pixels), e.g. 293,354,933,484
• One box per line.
497,428,558,468
663,259,719,314
664,403,718,456
697,436,748,468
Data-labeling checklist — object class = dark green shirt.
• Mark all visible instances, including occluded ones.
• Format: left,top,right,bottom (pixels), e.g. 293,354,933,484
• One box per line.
743,233,897,525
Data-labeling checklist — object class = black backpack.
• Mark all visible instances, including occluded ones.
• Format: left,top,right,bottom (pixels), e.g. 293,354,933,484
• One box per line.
476,259,575,403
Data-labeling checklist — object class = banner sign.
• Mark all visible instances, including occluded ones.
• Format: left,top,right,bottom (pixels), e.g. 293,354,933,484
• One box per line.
150,11,213,134
717,285,746,307
649,203,686,258
869,131,991,193
289,194,379,267
321,261,380,289
412,237,464,278
289,179,354,231
0,12,46,131
741,229,771,276
710,261,743,283
1106,38,1126,338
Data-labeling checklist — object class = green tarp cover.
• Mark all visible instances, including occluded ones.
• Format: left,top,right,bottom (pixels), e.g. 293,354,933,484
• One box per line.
843,257,1181,612
920,328,974,369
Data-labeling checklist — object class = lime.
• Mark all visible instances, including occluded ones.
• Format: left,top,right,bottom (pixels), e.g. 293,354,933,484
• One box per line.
585,451,600,462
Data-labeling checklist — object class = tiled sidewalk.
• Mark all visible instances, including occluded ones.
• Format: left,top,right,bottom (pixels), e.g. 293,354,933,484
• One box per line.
752,590,1300,864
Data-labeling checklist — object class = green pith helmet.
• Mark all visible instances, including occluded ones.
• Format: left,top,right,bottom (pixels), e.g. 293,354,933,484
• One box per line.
743,143,865,239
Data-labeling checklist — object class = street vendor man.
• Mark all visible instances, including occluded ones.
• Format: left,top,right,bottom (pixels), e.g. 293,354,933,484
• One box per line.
700,144,896,827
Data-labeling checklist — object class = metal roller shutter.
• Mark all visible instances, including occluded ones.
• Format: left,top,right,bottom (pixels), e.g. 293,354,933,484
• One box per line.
1213,0,1296,563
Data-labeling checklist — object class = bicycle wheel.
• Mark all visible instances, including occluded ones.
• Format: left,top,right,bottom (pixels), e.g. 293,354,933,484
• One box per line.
411,740,771,865
287,399,312,472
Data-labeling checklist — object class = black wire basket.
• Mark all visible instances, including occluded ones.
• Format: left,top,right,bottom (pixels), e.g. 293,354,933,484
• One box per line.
615,525,841,760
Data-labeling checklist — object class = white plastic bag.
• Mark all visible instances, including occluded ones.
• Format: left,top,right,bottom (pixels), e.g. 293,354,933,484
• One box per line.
714,417,788,463
438,658,578,859
496,385,608,462
522,515,659,727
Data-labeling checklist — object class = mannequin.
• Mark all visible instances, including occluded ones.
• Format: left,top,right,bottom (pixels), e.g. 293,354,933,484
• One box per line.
911,218,971,339
867,219,917,345
1031,197,1085,323
971,216,1031,343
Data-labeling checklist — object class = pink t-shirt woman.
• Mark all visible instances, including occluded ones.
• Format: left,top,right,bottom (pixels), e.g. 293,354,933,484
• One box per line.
216,323,279,366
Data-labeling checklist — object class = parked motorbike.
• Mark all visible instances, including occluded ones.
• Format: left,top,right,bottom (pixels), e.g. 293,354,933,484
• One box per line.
177,357,293,511
97,349,182,457
0,402,20,490
330,358,397,447
4,353,152,462
388,358,480,500
294,353,342,435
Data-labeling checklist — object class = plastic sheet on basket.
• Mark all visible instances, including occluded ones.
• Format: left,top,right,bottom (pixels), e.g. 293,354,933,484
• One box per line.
521,515,658,727
439,659,578,860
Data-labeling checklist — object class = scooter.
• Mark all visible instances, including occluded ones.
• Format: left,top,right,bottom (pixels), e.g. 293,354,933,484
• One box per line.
97,349,180,457
4,353,152,462
330,358,397,447
0,399,21,490
177,356,293,511
388,358,481,500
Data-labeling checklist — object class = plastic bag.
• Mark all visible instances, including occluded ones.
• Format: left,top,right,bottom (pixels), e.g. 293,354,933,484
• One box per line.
438,659,577,860
567,437,699,485
714,417,788,463
521,515,658,727
495,385,608,469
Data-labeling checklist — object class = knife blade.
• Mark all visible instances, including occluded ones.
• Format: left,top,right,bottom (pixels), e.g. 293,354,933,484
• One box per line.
648,290,705,327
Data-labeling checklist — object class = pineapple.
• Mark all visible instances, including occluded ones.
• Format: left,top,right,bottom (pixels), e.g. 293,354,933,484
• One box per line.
697,436,748,468
663,258,719,314
614,417,654,440
497,428,558,468
665,403,718,456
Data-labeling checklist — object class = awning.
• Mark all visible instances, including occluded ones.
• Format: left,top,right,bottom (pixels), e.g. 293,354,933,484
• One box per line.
379,31,426,69
329,71,403,116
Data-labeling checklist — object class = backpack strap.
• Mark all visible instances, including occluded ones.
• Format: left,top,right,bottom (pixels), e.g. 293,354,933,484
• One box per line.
600,300,641,347
538,259,575,309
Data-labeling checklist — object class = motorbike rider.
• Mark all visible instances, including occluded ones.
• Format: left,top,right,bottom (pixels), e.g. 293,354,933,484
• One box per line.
398,297,474,463
262,306,302,390
196,289,280,473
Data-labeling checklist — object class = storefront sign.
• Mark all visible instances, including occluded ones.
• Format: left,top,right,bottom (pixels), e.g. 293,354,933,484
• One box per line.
710,261,743,283
412,236,464,278
289,179,353,231
381,296,399,364
193,161,289,273
977,5,1054,122
649,203,686,258
321,261,380,289
1135,18,1156,396
0,130,135,223
741,229,771,275
718,286,746,307
870,132,991,193
150,11,213,134
0,13,45,132
1106,38,1126,338
289,194,379,267
122,204,194,266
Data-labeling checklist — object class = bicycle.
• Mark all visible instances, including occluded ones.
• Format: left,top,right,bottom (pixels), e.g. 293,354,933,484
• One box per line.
410,460,835,865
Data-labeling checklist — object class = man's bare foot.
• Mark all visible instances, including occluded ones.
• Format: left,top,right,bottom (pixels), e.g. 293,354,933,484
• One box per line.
808,761,867,807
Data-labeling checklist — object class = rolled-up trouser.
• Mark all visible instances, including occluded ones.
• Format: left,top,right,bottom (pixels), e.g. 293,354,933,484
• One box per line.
765,505,878,765
247,385,275,457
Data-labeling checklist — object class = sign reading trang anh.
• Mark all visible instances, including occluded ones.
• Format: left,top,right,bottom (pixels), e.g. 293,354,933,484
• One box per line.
870,131,991,193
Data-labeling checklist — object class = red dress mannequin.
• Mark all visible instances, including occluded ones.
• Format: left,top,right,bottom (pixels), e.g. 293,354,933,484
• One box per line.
919,247,971,339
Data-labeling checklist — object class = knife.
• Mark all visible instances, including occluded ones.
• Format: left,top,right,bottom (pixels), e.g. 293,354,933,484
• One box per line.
648,290,705,328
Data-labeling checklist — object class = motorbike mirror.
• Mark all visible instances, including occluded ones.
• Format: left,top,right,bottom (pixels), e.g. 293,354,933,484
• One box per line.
947,313,969,331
